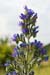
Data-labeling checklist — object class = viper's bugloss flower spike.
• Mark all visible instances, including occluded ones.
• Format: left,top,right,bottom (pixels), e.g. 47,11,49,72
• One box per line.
5,6,49,75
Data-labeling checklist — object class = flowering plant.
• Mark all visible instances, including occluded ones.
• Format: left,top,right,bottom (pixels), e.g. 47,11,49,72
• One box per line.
5,6,48,75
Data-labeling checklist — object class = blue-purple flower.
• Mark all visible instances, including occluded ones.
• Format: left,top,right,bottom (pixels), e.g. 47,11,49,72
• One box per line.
12,71,17,75
14,46,19,51
7,71,17,75
33,40,43,48
33,40,47,60
4,60,11,67
19,22,25,26
24,6,34,17
34,40,47,55
34,26,39,30
20,43,27,47
20,6,35,20
40,48,47,55
12,47,19,57
12,34,20,43
12,51,19,57
22,28,29,34
12,34,19,41
20,13,27,20
32,13,37,20
4,63,10,67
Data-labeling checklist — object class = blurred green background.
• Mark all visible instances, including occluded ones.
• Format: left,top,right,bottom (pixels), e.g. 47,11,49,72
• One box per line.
0,37,50,75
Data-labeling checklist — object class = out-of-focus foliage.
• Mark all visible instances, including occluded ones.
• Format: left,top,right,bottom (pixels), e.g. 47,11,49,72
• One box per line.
44,44,50,57
0,37,15,67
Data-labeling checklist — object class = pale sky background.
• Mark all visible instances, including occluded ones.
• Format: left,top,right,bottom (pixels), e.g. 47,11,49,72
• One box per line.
0,0,50,45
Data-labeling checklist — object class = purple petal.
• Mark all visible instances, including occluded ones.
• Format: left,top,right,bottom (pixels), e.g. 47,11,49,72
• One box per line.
19,22,25,26
22,28,29,33
20,13,27,19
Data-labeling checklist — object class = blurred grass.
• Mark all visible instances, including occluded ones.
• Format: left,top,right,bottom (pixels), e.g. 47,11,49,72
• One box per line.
0,69,5,75
0,60,50,75
34,60,50,75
